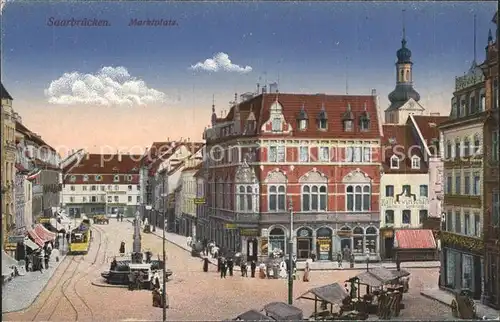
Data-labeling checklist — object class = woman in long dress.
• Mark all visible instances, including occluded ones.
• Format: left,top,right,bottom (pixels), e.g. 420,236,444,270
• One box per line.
303,262,310,282
203,257,209,272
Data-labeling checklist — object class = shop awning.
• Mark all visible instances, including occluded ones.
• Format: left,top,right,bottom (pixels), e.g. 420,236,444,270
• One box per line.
24,237,40,250
395,229,437,249
27,230,45,247
2,251,18,276
34,224,56,242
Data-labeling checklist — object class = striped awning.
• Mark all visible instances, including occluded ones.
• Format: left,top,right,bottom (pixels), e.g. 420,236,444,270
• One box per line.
34,224,56,242
27,229,45,247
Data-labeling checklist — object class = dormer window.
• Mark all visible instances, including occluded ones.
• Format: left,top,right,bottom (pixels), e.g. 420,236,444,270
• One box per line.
70,175,76,182
390,155,399,169
272,118,281,132
114,175,120,182
83,175,89,182
343,120,353,132
297,103,308,131
411,156,421,169
342,103,354,132
360,102,370,131
131,167,138,171
95,175,102,181
317,103,328,130
127,175,133,181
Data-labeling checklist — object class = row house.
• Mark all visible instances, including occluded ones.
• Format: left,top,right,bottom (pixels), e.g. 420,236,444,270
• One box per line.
438,49,488,301
480,11,500,310
142,141,203,232
201,90,382,262
178,157,203,238
379,32,447,261
62,153,142,217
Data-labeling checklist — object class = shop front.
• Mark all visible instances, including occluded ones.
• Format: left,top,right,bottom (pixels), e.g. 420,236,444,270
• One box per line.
440,247,482,300
268,227,287,255
240,228,259,262
296,227,313,260
316,227,333,261
337,226,352,258
379,227,395,259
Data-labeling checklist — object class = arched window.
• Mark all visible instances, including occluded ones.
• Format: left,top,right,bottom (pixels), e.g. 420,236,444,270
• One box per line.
390,155,399,169
463,138,471,157
269,185,286,211
411,156,420,169
301,185,327,211
365,226,378,253
346,185,370,211
473,134,481,155
455,138,461,158
269,227,286,254
353,226,364,254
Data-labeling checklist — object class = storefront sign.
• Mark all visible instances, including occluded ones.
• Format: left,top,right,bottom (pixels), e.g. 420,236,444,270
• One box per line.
298,228,311,237
8,236,25,243
4,243,17,251
317,237,331,260
337,230,352,238
39,218,50,224
225,223,238,229
193,198,206,204
382,230,394,238
260,238,268,256
381,197,428,209
240,228,260,237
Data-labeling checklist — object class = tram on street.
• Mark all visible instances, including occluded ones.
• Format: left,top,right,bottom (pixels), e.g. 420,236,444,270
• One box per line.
69,215,91,254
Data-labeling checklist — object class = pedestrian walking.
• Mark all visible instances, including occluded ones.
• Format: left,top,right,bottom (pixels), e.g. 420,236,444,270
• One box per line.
303,262,311,282
337,252,343,268
250,260,256,278
220,259,227,279
241,262,248,277
227,258,234,276
217,256,221,272
202,257,209,272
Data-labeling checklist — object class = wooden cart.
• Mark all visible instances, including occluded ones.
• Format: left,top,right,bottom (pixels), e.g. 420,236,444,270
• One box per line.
451,289,479,320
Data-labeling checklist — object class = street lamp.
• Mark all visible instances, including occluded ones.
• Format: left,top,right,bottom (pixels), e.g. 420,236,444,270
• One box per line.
365,249,370,272
287,197,294,305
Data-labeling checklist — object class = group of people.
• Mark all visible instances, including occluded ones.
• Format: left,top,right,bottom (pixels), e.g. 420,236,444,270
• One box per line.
25,241,54,273
116,214,124,222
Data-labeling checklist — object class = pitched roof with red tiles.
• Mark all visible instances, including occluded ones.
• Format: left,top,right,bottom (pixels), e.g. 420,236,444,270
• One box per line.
411,115,448,148
382,124,427,174
64,154,142,174
146,142,204,176
15,121,56,152
211,93,381,141
395,229,436,249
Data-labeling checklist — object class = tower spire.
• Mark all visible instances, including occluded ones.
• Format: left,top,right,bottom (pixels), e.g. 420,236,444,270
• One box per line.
402,9,407,46
212,94,215,112
473,14,477,63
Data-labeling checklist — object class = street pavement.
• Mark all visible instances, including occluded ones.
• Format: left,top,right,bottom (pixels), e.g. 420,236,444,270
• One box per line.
2,237,68,313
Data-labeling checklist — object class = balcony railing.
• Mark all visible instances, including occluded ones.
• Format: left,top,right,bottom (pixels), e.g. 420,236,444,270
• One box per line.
443,195,482,207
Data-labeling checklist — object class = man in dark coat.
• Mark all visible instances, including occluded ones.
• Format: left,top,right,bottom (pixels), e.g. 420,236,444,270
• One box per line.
250,260,256,278
220,259,227,278
337,252,343,268
217,256,221,272
203,257,209,272
110,257,118,271
241,262,248,277
227,258,234,276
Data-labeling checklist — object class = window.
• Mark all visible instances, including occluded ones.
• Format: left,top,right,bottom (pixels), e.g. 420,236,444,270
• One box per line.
473,135,481,155
83,197,87,202
346,185,370,211
70,185,75,191
493,130,499,162
463,139,470,157
91,196,97,202
402,210,411,224
298,119,307,130
114,185,119,191
268,185,286,211
95,175,102,181
82,186,87,191
83,175,89,182
302,185,327,211
237,185,254,212
363,147,371,162
446,175,452,194
464,212,470,235
69,197,74,202
107,196,112,203
455,211,461,233
455,141,461,158
299,146,309,162
70,175,76,182
493,191,500,226
345,147,353,162
136,196,140,203
402,185,411,194
446,141,452,159
269,146,285,162
455,174,461,195
411,156,420,169
494,78,498,109
127,175,133,181
137,185,140,191
319,119,327,130
385,185,394,197
360,119,370,131
114,175,120,182
128,196,132,202
446,211,453,231
419,210,428,225
390,155,399,169
464,173,471,195
419,185,428,197
343,120,353,132
385,210,394,224
100,186,105,191
319,147,329,162
114,196,119,202
128,185,132,191
474,213,481,236
272,118,281,131
473,172,481,195
91,185,96,191
353,147,361,162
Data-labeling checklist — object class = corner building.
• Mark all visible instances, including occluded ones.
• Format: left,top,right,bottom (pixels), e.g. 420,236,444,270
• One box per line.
202,92,382,262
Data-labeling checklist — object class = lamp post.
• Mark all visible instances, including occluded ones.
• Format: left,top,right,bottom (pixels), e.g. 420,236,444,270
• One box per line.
287,197,294,305
365,249,370,272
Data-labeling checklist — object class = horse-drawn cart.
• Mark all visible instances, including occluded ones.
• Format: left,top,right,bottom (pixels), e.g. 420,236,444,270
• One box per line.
94,215,109,225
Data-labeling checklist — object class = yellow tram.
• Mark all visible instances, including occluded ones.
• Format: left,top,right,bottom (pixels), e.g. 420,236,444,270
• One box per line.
69,215,91,254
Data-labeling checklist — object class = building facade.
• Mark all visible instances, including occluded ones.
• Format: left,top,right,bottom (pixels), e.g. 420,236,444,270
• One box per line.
62,153,142,217
1,83,17,250
179,161,202,238
438,59,486,300
202,91,383,262
480,12,500,310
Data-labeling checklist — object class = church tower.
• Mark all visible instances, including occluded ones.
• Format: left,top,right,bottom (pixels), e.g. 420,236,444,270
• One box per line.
385,11,422,124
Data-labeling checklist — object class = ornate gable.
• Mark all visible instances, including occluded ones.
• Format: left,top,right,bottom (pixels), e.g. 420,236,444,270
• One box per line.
299,168,327,183
235,160,258,183
260,99,293,134
400,98,425,112
342,168,371,183
265,168,287,184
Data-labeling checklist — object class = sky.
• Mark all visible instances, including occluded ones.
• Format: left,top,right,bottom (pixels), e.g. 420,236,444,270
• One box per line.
0,1,497,154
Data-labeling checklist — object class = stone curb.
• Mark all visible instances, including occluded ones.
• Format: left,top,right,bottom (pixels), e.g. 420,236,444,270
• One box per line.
91,278,128,289
420,291,450,307
296,264,441,271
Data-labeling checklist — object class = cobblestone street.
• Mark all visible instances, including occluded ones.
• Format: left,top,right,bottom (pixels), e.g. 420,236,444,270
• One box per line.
3,221,456,321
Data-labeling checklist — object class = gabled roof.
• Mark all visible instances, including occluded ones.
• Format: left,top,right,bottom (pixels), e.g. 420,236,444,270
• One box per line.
213,93,380,140
411,115,448,146
146,142,204,176
382,124,427,174
15,121,56,152
1,82,13,100
64,154,142,174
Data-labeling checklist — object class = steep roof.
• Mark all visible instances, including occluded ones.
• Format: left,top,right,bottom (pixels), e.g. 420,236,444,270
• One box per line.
1,82,13,100
382,124,427,174
64,154,142,174
214,93,380,140
411,115,448,144
15,121,56,152
146,142,204,176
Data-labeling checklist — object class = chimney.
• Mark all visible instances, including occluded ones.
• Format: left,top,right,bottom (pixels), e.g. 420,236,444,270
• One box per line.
118,154,122,162
262,85,267,94
257,83,260,94
371,89,377,96
430,112,440,116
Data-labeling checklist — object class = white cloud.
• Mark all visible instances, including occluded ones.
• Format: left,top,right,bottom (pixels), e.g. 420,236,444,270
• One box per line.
190,52,252,74
45,66,169,106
